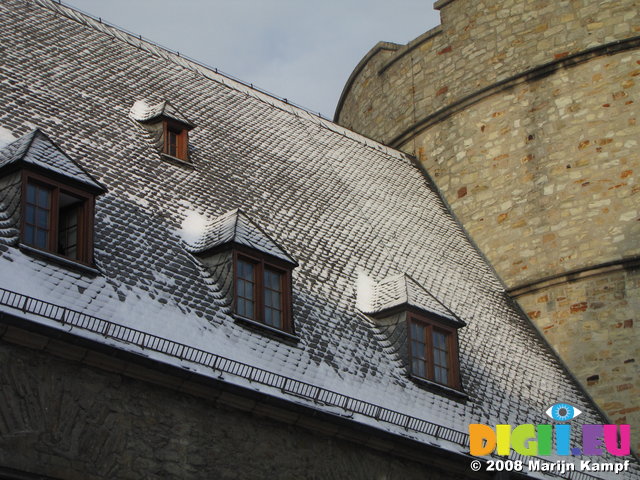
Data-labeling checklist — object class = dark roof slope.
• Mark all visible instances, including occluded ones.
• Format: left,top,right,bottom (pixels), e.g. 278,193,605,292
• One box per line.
0,0,634,475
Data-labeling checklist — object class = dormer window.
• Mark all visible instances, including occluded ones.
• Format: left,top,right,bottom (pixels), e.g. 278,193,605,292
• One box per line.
184,209,298,337
130,100,194,163
163,120,189,161
408,313,460,389
23,173,94,263
0,129,105,268
234,250,292,331
356,272,465,393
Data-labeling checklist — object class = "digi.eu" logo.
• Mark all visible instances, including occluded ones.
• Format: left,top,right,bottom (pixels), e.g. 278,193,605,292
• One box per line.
469,403,631,457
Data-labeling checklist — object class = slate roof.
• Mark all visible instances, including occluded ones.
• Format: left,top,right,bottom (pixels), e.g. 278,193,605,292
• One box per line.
0,1,636,477
0,129,105,191
187,208,298,265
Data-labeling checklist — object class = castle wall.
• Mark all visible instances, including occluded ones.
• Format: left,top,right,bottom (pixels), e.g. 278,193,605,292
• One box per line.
336,0,640,452
517,267,640,431
336,0,639,147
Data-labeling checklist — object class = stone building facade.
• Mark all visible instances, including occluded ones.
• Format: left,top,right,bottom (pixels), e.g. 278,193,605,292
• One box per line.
335,0,640,452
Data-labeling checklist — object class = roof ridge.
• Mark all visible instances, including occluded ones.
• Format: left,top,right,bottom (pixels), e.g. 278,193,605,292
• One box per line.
31,0,413,164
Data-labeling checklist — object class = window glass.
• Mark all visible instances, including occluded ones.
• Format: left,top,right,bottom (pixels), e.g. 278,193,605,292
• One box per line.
264,268,283,328
237,259,256,319
433,330,449,385
409,317,457,388
410,321,427,379
57,191,82,259
24,182,52,249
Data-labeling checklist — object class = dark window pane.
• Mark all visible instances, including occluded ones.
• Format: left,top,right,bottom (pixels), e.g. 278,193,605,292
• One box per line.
265,269,281,290
435,367,448,385
433,331,447,350
266,309,281,328
24,224,34,244
25,205,35,224
238,260,254,281
412,341,425,360
26,183,36,203
37,186,50,207
37,208,49,228
35,228,48,248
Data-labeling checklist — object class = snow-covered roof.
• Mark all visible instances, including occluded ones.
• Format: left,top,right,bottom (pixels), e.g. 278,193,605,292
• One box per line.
186,208,297,265
357,273,461,325
0,129,105,191
0,1,635,477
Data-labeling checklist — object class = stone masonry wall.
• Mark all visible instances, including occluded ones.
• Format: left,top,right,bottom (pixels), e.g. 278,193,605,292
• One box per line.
413,51,639,287
517,267,640,450
336,0,639,146
0,338,466,480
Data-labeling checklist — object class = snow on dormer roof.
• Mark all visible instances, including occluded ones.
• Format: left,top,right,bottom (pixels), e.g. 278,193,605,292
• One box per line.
0,129,105,192
357,272,463,325
185,209,297,265
130,99,194,129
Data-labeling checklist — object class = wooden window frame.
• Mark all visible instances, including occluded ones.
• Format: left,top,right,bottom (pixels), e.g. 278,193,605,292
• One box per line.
20,171,95,265
163,120,189,161
232,248,293,333
407,313,461,390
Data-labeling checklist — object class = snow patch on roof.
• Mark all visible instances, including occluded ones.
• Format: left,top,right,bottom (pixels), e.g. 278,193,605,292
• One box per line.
179,210,209,246
0,126,16,149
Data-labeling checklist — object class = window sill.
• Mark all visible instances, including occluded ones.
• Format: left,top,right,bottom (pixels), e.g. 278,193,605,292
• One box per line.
160,153,194,168
233,314,300,344
19,243,101,276
410,375,468,400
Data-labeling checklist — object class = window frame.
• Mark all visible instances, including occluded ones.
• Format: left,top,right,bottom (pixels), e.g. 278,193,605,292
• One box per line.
407,313,461,390
162,120,189,162
232,248,293,334
20,171,95,266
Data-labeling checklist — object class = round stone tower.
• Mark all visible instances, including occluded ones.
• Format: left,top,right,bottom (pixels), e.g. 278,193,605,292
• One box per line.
336,0,640,449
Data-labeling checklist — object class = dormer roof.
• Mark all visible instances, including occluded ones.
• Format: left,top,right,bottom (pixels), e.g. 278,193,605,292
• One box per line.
130,99,194,129
186,209,297,266
0,129,105,193
358,273,463,326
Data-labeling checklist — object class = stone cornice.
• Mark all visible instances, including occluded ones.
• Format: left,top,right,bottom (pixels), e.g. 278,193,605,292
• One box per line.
508,256,640,298
389,35,640,149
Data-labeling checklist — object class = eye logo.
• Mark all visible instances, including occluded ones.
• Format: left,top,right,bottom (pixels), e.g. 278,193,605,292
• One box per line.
545,403,582,421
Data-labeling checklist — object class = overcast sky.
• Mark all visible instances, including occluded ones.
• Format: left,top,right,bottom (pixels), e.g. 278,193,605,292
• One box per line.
65,1,441,119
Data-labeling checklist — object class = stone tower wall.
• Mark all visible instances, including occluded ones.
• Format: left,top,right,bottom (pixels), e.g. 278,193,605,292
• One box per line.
336,0,640,450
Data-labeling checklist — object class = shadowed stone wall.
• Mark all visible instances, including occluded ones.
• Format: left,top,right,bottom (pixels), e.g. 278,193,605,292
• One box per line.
336,0,640,452
0,337,470,480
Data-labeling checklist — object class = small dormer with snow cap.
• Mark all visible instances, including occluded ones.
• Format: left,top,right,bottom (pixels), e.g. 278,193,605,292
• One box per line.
357,272,465,392
183,209,298,338
0,129,106,267
130,99,195,163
